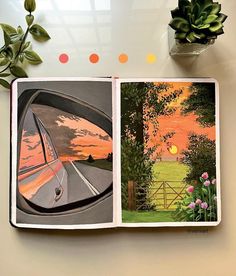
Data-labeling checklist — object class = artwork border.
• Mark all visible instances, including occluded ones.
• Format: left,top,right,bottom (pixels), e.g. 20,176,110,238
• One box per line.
10,77,116,230
116,77,221,227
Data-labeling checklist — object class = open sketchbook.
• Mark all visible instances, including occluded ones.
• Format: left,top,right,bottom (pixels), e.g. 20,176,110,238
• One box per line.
10,77,221,229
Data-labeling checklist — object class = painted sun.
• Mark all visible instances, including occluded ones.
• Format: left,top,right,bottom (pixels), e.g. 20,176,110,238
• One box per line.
169,145,178,155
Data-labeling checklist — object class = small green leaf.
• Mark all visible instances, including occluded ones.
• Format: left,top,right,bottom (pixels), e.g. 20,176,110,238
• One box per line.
3,31,11,46
192,3,200,18
0,73,10,77
24,50,42,64
204,14,218,24
0,57,9,66
179,0,191,12
201,11,208,20
4,47,13,59
0,23,17,34
193,32,206,39
175,32,187,40
29,24,50,42
209,21,223,32
17,26,24,35
0,78,10,89
10,66,28,77
215,28,224,35
19,54,24,63
186,32,197,43
217,13,227,23
211,3,221,15
22,41,31,51
25,14,34,26
201,3,213,14
195,16,203,26
11,41,21,55
194,23,211,29
10,33,24,43
24,0,36,12
169,17,190,33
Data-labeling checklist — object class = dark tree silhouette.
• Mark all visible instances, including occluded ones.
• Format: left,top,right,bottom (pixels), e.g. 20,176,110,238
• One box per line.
106,152,113,162
181,82,216,127
181,133,216,183
121,82,182,145
87,154,95,163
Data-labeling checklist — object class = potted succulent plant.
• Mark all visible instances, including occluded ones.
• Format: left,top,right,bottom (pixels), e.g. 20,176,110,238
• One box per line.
168,0,227,56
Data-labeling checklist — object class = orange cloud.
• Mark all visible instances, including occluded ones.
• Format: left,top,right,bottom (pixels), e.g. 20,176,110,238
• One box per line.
56,116,112,160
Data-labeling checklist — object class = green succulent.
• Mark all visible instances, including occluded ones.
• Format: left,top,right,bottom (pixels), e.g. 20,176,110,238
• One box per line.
169,0,227,43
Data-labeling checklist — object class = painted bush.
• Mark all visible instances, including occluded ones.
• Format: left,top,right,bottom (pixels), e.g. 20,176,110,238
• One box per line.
173,172,217,222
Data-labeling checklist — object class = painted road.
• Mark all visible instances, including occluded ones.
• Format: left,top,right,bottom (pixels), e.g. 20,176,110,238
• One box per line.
63,161,112,204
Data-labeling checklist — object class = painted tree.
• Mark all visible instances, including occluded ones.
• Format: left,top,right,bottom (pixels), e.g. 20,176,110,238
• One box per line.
181,133,216,183
87,154,95,163
106,152,113,162
180,83,216,183
181,82,216,127
121,82,182,210
121,82,182,145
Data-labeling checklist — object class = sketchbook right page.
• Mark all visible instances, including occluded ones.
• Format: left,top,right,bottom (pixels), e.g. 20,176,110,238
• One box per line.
116,78,221,227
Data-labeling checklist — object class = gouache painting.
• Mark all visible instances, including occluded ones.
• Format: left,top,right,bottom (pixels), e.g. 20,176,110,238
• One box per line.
14,80,113,226
121,80,219,224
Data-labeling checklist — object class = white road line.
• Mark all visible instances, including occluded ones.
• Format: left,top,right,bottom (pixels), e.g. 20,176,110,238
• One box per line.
69,161,99,196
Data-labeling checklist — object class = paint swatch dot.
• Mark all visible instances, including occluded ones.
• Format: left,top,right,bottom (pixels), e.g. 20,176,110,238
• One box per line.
146,53,156,64
89,53,99,63
118,53,128,63
59,53,69,63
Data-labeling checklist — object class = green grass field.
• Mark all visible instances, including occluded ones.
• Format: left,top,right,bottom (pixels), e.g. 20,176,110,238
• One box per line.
122,210,174,222
152,161,189,181
122,161,189,223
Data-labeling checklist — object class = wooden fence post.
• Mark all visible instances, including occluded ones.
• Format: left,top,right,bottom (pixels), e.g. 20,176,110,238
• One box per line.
128,180,136,211
163,181,167,209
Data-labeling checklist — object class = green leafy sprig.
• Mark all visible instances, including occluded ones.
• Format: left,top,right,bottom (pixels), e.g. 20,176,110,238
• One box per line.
0,0,50,89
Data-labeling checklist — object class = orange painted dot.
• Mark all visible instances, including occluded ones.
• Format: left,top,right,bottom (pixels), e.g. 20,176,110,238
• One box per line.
59,53,69,63
89,53,99,63
118,53,128,63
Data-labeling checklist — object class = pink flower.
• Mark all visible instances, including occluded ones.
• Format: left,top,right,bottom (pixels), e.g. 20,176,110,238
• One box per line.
204,180,211,187
188,202,196,209
187,186,194,193
201,202,208,209
212,179,216,185
195,199,202,205
201,172,209,180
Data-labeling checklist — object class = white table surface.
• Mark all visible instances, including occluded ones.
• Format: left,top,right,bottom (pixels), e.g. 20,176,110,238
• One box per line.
0,0,236,275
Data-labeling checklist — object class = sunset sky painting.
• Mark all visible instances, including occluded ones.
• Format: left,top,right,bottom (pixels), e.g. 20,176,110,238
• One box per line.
147,82,215,161
31,104,112,162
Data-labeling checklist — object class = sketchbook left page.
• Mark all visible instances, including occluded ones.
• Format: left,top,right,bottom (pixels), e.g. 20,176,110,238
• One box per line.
10,77,116,229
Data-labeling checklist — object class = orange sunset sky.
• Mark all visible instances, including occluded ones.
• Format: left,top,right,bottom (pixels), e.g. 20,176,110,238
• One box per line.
21,104,113,163
147,82,215,160
56,116,112,161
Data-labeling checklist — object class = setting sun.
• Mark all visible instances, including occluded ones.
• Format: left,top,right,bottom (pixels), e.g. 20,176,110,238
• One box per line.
169,145,178,155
